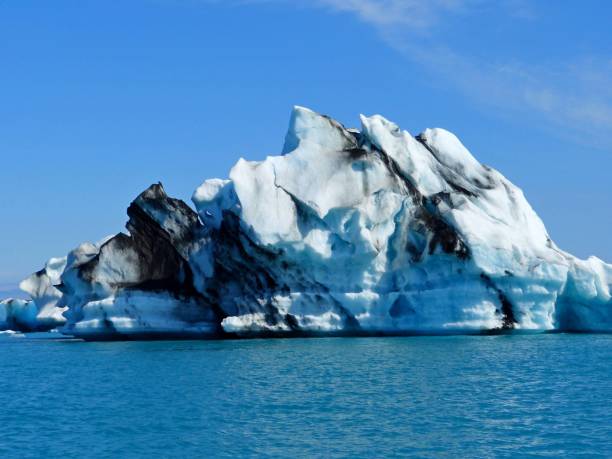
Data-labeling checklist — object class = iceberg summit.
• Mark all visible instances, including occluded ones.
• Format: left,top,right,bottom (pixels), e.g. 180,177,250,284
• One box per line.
2,107,611,339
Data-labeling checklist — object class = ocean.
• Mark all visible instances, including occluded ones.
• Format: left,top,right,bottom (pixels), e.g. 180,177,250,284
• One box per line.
0,333,610,458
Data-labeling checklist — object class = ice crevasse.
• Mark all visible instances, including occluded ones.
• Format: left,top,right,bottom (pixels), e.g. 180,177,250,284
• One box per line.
2,107,611,338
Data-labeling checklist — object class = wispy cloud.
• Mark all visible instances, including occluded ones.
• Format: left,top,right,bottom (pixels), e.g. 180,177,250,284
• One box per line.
168,0,612,147
313,0,470,30
401,46,612,146
305,0,535,33
303,0,612,148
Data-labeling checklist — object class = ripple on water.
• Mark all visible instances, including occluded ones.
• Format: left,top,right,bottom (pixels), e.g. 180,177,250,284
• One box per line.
0,334,610,458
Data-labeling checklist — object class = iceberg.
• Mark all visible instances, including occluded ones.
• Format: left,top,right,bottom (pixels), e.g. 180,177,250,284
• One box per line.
58,185,219,339
2,107,610,338
19,256,67,330
0,257,67,332
0,299,38,332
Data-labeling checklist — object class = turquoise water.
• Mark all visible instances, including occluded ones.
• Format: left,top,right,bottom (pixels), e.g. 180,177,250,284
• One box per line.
0,334,610,458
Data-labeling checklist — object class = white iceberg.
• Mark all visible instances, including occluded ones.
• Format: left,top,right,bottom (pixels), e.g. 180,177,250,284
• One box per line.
3,107,610,338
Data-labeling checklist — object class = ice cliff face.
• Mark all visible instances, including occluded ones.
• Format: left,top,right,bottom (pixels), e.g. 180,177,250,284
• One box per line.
2,107,611,338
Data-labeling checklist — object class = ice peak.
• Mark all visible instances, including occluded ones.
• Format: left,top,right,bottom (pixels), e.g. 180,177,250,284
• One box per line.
136,182,167,201
360,113,405,139
282,106,355,155
417,128,482,172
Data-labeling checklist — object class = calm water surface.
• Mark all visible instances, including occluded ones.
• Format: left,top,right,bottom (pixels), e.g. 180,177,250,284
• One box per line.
0,334,610,458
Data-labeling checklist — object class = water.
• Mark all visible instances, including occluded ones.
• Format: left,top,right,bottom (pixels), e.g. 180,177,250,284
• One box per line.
0,334,610,458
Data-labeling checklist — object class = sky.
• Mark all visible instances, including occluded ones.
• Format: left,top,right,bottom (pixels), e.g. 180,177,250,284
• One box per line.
1,0,611,296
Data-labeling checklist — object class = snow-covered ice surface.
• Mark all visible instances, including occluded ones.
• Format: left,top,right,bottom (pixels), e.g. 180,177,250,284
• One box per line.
1,256,69,332
19,256,67,330
2,107,611,339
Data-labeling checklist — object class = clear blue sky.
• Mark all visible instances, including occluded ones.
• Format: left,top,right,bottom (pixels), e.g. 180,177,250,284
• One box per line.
1,0,611,295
